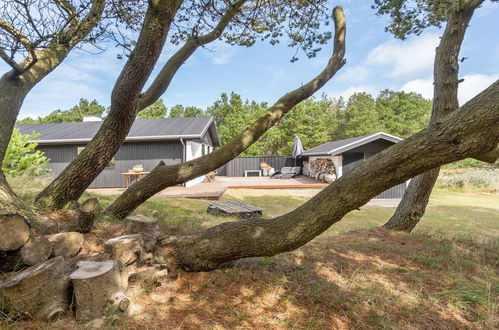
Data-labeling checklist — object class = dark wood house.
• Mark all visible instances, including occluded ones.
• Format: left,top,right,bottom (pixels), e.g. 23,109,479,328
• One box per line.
17,117,221,188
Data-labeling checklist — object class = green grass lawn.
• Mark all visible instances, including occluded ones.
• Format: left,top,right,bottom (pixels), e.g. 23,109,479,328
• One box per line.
111,187,499,239
5,179,499,329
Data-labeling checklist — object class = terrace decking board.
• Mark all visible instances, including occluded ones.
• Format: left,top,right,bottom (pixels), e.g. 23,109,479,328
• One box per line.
207,200,264,219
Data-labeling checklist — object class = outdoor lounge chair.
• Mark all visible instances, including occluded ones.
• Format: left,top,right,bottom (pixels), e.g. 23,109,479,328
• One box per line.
271,166,301,179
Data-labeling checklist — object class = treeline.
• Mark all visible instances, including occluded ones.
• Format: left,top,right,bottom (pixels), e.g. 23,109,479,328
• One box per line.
19,90,432,156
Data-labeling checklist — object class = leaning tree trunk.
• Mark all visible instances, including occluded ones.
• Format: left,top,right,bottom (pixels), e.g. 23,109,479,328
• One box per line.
105,6,348,219
34,1,182,210
159,81,499,271
382,3,479,232
0,73,31,164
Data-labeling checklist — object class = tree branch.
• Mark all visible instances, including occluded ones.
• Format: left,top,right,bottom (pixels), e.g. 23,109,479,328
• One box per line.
161,79,499,271
106,6,347,218
52,0,77,17
0,18,33,50
0,47,23,73
138,0,248,110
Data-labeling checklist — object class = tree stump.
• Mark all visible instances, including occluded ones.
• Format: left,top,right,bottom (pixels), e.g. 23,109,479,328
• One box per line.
0,257,69,321
0,214,30,251
46,232,84,258
70,260,129,323
104,234,145,266
62,198,102,233
124,215,161,251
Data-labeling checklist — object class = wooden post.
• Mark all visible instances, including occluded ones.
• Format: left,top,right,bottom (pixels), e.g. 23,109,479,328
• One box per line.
70,260,129,323
0,257,69,321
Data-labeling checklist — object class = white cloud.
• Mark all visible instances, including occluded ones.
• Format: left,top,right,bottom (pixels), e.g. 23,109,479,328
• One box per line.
337,65,370,83
368,34,439,78
401,73,499,105
458,74,499,104
401,78,433,99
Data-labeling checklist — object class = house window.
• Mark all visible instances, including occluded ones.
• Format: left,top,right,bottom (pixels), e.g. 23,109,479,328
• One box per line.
77,146,116,167
202,144,206,156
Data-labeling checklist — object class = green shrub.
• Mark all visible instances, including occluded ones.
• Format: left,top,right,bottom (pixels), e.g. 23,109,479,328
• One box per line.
443,158,499,169
2,129,51,177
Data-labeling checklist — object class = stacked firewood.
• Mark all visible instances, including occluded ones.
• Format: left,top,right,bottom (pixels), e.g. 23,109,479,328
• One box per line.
303,159,337,183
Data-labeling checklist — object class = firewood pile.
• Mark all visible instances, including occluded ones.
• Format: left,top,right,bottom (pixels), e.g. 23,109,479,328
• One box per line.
0,210,170,325
302,158,337,183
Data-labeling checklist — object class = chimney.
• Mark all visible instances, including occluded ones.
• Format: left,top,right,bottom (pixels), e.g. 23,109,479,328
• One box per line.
82,116,102,122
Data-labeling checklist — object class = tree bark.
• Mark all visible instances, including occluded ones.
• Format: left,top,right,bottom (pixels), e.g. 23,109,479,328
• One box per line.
382,2,482,232
105,6,348,219
34,1,183,210
158,80,499,271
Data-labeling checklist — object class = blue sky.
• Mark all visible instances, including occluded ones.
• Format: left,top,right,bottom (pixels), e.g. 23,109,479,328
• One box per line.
3,0,499,119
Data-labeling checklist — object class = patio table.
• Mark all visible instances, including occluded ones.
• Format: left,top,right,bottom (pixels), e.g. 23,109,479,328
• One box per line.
122,171,150,188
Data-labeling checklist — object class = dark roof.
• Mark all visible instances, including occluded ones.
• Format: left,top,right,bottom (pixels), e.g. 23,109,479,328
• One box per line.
302,132,402,156
16,117,221,147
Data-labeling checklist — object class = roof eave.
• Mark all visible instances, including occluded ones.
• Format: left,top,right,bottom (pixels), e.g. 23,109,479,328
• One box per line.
31,134,204,145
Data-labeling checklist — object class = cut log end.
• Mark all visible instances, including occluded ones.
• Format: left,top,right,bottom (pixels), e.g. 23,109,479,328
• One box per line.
70,260,116,280
0,214,30,251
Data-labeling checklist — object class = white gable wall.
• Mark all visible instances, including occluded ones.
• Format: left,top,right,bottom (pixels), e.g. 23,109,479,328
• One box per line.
185,140,211,187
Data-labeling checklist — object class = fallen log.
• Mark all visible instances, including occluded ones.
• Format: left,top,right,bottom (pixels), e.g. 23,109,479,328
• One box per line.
46,232,84,258
124,215,161,251
0,236,52,271
0,214,30,251
0,257,69,321
20,236,52,266
104,234,146,266
70,260,129,323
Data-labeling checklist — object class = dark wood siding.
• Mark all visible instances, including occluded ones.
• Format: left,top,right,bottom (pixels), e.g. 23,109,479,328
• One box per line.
218,156,299,177
39,141,183,188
